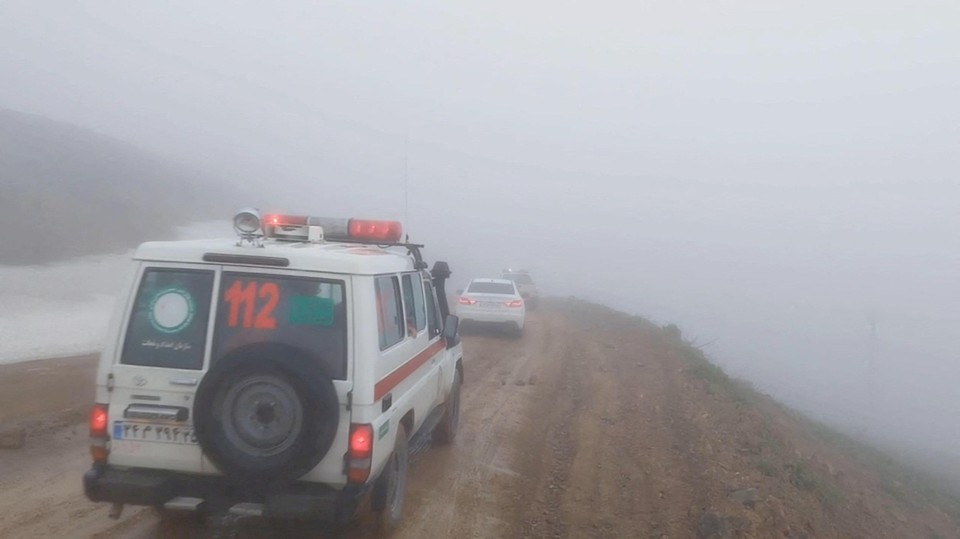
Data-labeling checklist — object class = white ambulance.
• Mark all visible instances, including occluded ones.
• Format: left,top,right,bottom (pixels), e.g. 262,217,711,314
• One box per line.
83,209,464,531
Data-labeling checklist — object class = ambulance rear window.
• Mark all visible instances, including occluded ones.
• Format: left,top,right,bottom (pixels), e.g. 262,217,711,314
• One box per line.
121,268,214,370
212,273,348,379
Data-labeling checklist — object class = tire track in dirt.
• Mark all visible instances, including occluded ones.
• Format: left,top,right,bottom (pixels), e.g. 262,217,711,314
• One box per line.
392,315,559,538
512,307,717,538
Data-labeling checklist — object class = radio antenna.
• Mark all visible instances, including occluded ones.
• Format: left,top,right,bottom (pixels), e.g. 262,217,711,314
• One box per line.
403,132,410,237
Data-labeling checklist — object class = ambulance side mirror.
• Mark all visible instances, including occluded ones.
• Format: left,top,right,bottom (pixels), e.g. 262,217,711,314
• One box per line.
444,315,460,348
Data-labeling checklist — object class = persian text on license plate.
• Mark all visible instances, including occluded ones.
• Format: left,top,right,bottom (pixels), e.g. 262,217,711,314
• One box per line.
481,301,502,308
113,421,197,445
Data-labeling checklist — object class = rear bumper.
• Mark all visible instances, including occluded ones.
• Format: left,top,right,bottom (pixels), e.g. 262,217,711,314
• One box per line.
456,307,524,326
83,464,368,522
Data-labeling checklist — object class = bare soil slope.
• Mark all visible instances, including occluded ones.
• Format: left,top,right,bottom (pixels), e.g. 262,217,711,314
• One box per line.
0,301,957,538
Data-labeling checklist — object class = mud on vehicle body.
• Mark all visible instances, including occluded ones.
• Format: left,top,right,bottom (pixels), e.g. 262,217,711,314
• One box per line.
84,209,464,527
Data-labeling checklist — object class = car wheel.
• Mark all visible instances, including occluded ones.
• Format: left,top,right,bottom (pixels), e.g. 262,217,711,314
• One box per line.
194,344,340,486
372,423,409,533
434,369,462,445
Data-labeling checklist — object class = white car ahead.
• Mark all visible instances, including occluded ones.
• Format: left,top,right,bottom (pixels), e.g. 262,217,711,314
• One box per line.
456,278,525,335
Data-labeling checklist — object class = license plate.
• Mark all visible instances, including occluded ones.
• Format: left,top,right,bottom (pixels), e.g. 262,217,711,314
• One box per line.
481,301,501,308
113,421,197,445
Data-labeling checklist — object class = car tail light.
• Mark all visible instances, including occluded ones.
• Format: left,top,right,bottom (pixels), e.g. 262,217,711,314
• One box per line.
347,424,374,483
505,300,524,308
89,403,109,463
458,297,477,305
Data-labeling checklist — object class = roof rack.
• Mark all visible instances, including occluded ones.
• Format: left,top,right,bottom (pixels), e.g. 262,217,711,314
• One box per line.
336,239,428,270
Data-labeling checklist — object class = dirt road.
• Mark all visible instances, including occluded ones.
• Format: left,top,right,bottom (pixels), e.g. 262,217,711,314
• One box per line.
2,304,958,538
0,308,684,538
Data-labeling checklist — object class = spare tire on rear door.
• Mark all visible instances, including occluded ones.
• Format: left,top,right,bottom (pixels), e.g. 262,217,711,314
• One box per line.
193,343,340,486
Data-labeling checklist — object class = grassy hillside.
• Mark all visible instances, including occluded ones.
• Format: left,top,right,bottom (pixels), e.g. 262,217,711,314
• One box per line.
552,298,960,538
0,109,245,265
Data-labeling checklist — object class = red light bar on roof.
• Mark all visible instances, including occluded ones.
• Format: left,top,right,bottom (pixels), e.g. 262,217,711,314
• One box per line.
263,214,403,243
348,219,403,243
264,214,306,226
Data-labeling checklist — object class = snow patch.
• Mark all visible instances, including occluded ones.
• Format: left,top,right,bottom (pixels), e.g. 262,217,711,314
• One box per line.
0,221,228,364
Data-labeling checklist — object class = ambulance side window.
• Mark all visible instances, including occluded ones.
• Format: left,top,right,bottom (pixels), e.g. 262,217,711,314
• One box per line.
401,272,427,336
375,275,404,350
424,280,441,338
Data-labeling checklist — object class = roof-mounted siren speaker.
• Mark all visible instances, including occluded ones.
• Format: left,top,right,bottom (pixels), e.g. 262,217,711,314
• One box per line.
233,208,263,246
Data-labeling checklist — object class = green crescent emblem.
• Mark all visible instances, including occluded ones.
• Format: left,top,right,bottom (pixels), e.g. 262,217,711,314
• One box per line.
148,287,196,334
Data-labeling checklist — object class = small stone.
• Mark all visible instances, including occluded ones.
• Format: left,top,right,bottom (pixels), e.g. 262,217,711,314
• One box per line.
0,426,26,449
696,512,723,539
729,487,761,508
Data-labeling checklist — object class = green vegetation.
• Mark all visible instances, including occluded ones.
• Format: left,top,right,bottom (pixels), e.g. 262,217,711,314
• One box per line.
672,334,756,406
786,460,845,508
557,301,960,526
791,412,960,521
786,460,817,491
660,319,960,521
757,459,780,478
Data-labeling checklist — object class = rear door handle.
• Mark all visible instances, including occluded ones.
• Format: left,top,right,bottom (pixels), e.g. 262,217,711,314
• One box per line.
382,394,392,412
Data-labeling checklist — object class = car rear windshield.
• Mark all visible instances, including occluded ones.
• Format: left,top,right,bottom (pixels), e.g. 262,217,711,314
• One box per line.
212,273,348,379
504,273,534,285
121,268,214,370
467,281,515,295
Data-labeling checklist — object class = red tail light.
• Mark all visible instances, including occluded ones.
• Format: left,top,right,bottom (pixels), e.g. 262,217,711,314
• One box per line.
89,404,108,438
348,423,374,483
89,403,109,463
505,300,524,308
348,219,403,243
458,297,477,305
349,424,373,459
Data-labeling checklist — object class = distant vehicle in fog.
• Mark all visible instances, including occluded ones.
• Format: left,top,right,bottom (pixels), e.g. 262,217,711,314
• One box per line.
500,269,540,310
457,278,526,336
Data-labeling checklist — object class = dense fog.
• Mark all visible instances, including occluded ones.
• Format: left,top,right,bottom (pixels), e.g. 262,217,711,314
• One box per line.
1,0,958,473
